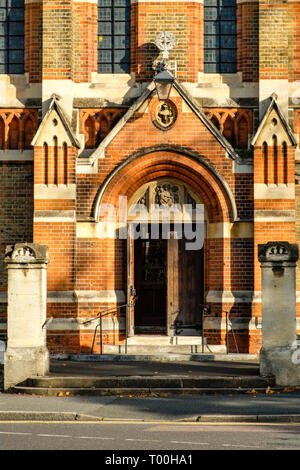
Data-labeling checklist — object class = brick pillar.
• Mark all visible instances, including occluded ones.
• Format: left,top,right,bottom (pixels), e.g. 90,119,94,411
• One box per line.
237,0,258,82
288,1,300,82
41,0,73,118
252,137,296,333
258,0,289,118
132,1,203,82
72,0,98,83
25,0,42,83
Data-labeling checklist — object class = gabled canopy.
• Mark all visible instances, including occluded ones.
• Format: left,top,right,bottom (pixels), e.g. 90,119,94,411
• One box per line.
88,79,239,161
251,93,297,147
31,94,80,148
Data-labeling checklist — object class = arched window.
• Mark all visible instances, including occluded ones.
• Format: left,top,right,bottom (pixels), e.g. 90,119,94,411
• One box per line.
8,116,19,149
84,116,95,149
63,142,68,185
98,0,130,73
43,142,48,185
0,117,4,148
282,141,288,184
263,141,268,184
237,116,248,149
204,0,237,73
24,116,35,149
223,116,234,146
272,135,278,184
0,1,24,74
211,115,220,130
53,136,58,185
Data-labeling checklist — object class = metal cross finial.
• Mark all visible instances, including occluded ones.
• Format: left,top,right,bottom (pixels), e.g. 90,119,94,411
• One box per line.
155,31,176,60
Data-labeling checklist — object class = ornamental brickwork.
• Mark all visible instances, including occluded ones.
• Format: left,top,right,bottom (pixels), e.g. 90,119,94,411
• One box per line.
1,0,300,356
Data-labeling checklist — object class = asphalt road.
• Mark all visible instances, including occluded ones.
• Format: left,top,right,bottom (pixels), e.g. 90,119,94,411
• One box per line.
0,420,300,451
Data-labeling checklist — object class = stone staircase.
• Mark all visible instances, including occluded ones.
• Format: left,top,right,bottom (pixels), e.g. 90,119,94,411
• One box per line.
102,335,227,355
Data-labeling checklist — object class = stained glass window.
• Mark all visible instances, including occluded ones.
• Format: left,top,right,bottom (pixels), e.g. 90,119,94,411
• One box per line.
204,0,236,73
0,0,24,74
98,0,130,74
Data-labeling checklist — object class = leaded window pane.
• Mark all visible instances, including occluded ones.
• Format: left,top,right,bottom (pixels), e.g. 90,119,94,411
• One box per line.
8,7,24,20
114,62,129,73
204,0,236,73
220,21,236,35
114,35,130,49
8,62,23,73
99,36,112,49
0,0,24,73
114,49,129,63
98,22,111,35
219,7,236,19
0,50,6,63
98,63,112,73
204,22,220,35
220,35,235,48
99,8,111,20
98,50,112,63
204,8,218,20
0,9,6,21
98,0,130,73
8,0,24,7
9,48,22,62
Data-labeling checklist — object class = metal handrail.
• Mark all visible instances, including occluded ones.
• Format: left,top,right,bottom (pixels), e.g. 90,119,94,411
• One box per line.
223,310,239,354
81,300,136,354
200,304,239,354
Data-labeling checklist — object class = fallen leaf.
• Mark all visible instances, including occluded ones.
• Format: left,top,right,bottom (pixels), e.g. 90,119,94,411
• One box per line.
265,386,275,394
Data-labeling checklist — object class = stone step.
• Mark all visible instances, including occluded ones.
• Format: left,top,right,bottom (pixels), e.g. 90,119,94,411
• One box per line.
126,335,204,345
17,375,274,390
10,386,279,397
102,344,226,354
12,375,276,396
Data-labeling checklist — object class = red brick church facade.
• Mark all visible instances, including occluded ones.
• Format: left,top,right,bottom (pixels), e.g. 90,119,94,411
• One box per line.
0,0,300,355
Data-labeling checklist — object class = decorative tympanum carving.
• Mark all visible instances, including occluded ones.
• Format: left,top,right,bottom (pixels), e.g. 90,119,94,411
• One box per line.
155,183,179,206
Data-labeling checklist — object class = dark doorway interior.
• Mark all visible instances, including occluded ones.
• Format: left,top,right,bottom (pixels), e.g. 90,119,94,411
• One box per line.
134,238,167,333
133,224,204,334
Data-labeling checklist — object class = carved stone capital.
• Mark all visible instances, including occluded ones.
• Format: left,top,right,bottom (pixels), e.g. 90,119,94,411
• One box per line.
4,243,50,265
258,241,299,264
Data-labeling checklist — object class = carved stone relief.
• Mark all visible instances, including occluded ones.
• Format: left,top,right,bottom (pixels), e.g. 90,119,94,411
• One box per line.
129,180,201,215
154,101,177,129
155,183,179,206
12,246,35,262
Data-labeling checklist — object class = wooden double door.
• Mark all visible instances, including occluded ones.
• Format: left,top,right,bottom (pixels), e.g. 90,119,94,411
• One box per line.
127,225,204,336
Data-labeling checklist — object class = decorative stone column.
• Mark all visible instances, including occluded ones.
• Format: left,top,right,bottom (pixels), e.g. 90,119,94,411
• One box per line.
4,243,50,391
258,241,300,386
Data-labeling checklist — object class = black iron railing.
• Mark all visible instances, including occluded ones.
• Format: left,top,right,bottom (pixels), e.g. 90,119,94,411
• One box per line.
82,298,137,355
199,304,239,354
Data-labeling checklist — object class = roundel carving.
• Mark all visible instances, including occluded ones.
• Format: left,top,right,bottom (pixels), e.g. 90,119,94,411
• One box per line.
153,101,177,130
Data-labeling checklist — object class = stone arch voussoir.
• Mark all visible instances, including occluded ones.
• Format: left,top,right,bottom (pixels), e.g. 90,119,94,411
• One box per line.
93,148,237,223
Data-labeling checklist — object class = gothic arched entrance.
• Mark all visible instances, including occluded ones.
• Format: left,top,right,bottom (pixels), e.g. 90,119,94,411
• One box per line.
93,148,237,342
127,179,205,336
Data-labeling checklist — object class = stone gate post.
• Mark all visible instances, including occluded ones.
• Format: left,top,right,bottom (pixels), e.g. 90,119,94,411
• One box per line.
4,243,50,390
258,241,300,386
